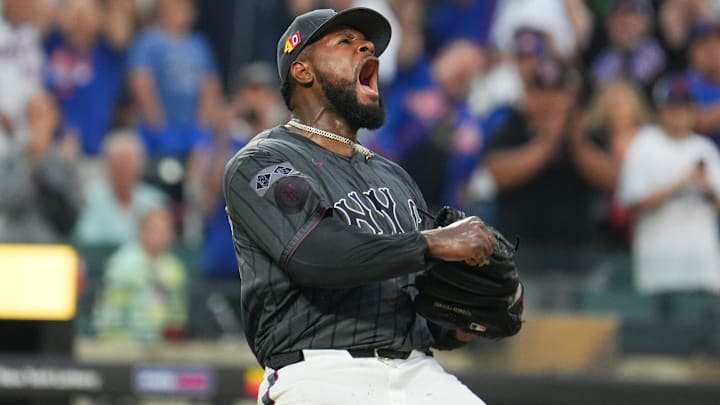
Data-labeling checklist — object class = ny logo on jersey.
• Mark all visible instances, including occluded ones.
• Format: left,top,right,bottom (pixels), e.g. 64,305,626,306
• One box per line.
334,187,421,234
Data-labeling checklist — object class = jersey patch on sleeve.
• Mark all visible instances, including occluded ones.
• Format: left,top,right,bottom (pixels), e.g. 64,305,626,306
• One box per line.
251,162,301,197
274,176,311,214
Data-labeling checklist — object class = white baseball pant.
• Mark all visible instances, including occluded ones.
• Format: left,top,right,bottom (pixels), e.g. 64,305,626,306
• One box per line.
257,349,486,404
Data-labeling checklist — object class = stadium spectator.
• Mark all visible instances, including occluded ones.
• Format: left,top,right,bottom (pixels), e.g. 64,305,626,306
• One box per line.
44,0,132,157
0,0,44,155
573,80,651,246
469,27,552,129
590,0,666,92
128,0,221,160
352,0,402,85
490,0,592,59
228,62,288,137
425,0,498,54
687,20,720,144
617,74,720,306
483,58,595,281
370,39,487,210
73,131,167,246
93,207,188,343
658,0,714,72
187,62,285,278
379,0,425,92
0,91,81,243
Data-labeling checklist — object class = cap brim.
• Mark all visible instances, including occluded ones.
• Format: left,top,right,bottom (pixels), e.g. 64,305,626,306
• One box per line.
307,7,391,57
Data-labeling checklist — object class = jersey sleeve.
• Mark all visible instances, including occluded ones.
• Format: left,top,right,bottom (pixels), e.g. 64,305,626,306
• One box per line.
223,144,328,266
128,31,156,72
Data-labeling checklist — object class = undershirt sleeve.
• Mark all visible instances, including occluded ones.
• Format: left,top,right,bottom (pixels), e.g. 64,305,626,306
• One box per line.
284,210,429,288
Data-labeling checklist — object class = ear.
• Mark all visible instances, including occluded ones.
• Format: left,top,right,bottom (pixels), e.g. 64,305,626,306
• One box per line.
290,60,314,87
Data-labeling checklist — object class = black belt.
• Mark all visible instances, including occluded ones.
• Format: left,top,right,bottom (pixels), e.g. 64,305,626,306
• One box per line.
265,348,432,370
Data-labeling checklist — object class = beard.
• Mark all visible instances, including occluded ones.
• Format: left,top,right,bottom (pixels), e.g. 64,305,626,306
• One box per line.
317,72,386,131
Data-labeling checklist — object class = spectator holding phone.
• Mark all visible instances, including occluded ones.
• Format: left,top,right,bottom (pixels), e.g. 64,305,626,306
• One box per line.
618,74,720,299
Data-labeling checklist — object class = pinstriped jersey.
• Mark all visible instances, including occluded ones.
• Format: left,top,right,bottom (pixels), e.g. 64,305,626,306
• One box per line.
223,125,436,365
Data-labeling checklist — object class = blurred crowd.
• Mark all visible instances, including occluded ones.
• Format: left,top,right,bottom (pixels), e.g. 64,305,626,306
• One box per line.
2,0,720,345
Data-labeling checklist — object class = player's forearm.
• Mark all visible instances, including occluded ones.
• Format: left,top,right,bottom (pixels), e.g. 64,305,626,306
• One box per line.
284,216,428,288
130,71,165,123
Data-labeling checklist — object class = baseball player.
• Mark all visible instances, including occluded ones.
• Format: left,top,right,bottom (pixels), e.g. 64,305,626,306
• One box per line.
223,8,496,405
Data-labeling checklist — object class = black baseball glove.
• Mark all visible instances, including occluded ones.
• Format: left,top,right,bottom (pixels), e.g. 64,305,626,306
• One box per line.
415,206,524,340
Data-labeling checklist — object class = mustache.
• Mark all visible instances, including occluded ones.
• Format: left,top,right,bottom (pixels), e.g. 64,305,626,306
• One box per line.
317,72,386,131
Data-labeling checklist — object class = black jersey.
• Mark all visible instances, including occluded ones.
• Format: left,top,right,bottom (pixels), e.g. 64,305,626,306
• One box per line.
223,125,437,365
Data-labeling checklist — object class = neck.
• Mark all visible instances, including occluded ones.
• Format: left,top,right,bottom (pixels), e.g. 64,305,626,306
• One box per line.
161,23,187,38
70,37,96,53
113,186,133,207
664,127,689,139
144,246,163,260
292,108,357,142
287,113,375,159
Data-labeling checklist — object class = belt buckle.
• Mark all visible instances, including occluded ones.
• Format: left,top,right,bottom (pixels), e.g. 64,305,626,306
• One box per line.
373,348,395,366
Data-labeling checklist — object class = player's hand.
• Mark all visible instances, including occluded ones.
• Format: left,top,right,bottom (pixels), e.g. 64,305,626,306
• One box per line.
693,170,718,201
677,164,709,194
422,216,496,263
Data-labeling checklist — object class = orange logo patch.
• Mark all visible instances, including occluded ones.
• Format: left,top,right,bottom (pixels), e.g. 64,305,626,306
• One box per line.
284,31,302,54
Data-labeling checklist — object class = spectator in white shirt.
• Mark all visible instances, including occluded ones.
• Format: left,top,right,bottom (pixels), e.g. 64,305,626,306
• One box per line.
73,131,168,246
618,74,720,299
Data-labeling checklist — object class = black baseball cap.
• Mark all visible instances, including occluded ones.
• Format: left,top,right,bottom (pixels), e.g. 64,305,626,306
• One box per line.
513,28,548,57
530,58,579,90
276,8,392,85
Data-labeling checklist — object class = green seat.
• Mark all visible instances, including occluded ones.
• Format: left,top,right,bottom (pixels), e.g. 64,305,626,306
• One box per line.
73,243,120,337
572,289,657,320
172,242,202,279
621,318,715,355
666,293,716,321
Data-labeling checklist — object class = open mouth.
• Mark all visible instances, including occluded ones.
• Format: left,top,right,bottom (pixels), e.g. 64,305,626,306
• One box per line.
357,58,380,99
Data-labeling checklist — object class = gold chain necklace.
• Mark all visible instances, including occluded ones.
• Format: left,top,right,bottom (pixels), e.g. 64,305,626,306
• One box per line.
286,119,374,160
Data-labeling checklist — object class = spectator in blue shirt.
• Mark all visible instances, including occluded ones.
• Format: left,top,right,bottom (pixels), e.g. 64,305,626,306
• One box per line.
426,0,498,54
128,0,221,159
369,39,487,210
187,62,286,278
687,20,720,144
45,0,132,156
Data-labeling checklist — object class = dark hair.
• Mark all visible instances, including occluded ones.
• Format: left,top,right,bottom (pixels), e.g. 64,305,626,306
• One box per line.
281,77,294,110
